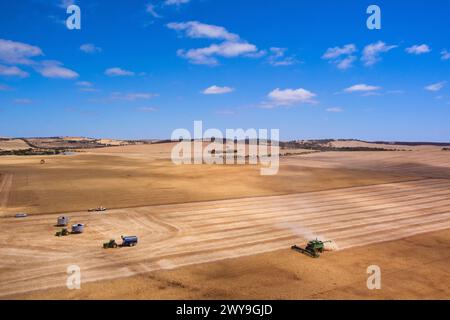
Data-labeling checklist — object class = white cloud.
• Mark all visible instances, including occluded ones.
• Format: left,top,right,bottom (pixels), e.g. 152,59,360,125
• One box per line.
13,98,32,104
266,87,317,107
125,93,154,100
165,0,190,5
441,50,450,60
76,81,93,87
387,90,405,94
425,81,446,92
80,88,100,93
326,107,343,112
0,39,80,80
202,85,234,95
110,92,156,101
138,106,158,112
0,39,82,80
177,41,258,65
0,84,12,91
0,64,29,78
336,55,357,70
322,44,357,59
169,21,264,66
216,109,237,116
344,84,381,93
0,39,43,65
80,43,102,54
267,48,298,66
58,0,75,9
167,21,239,41
35,61,79,79
322,44,357,70
362,41,397,66
77,81,98,92
146,3,162,18
246,50,267,58
105,67,135,77
361,91,382,97
48,15,66,26
405,44,431,55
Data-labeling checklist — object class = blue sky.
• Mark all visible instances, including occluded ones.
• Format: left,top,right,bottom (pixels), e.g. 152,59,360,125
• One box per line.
0,0,449,141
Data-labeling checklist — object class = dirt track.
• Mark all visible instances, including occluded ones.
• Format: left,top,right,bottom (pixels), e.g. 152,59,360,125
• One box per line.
1,177,450,298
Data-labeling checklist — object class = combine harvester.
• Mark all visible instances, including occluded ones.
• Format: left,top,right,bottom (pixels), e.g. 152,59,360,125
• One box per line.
291,239,333,258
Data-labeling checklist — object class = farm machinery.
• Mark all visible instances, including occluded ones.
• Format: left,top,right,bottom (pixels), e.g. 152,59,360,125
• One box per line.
55,224,84,236
291,239,333,258
55,228,70,237
103,239,119,249
103,236,138,249
88,206,107,212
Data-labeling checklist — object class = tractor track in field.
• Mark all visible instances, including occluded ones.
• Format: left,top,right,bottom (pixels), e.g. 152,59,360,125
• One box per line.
0,173,13,211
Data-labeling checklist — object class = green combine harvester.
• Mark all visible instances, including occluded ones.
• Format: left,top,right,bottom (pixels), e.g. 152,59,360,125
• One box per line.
291,239,333,258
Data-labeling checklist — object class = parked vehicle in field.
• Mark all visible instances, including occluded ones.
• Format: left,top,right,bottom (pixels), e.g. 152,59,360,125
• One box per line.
103,239,118,249
88,207,107,212
121,236,138,247
14,213,28,218
103,236,138,249
55,228,70,237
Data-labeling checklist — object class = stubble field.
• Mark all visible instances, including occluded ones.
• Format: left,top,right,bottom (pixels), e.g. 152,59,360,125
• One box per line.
0,143,449,299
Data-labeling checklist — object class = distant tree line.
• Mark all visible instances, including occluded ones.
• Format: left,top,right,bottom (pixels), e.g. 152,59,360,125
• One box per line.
280,140,396,152
0,149,63,156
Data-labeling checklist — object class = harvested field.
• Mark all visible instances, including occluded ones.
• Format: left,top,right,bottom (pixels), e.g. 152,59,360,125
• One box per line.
327,140,446,151
1,178,450,298
14,228,450,300
0,173,13,209
285,150,450,178
25,137,104,149
0,139,30,151
89,142,179,159
0,152,409,216
0,143,449,299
